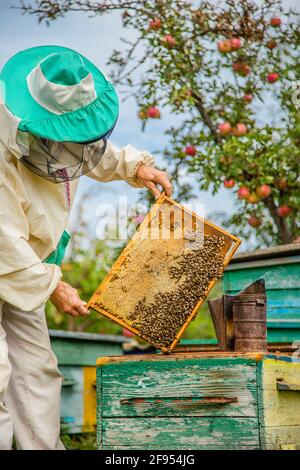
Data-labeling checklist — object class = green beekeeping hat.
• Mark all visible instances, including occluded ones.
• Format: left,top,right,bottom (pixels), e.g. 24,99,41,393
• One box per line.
0,45,119,142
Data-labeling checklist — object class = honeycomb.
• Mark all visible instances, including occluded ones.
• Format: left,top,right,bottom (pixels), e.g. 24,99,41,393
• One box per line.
88,195,241,352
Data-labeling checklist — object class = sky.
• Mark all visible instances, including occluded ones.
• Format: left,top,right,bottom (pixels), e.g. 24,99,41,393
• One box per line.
0,1,298,244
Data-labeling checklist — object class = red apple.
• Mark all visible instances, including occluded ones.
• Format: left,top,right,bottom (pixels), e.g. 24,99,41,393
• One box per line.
217,40,232,53
277,177,288,190
243,94,253,103
277,205,292,217
232,123,248,136
218,122,232,135
162,34,176,48
230,38,242,50
149,18,162,30
147,106,161,118
238,186,250,199
267,72,280,83
184,145,197,156
256,184,272,199
267,39,277,50
248,215,262,227
224,179,235,188
270,17,281,27
233,62,251,77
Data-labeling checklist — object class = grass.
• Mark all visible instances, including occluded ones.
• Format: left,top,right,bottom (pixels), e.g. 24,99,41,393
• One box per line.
61,434,97,450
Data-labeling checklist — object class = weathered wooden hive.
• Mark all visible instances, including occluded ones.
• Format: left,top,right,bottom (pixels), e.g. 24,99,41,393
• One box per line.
96,351,300,450
88,194,241,352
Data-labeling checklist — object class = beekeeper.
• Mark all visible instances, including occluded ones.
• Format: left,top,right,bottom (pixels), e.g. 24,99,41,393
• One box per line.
0,45,172,450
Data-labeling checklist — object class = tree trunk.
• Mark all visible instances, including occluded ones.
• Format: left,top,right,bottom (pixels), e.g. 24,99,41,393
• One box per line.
263,196,293,244
192,91,221,144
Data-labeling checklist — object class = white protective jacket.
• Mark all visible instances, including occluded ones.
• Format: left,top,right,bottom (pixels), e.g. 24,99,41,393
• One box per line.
0,101,154,311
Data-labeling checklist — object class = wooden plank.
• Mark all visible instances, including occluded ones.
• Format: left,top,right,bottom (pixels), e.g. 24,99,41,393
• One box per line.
99,358,258,418
51,337,124,366
258,356,300,449
97,352,264,366
229,244,300,262
261,425,300,450
268,320,300,328
179,339,218,345
101,417,260,450
83,367,96,432
223,265,300,292
267,328,300,344
49,329,127,343
96,366,103,450
226,256,300,270
221,288,300,321
267,290,300,308
256,360,264,449
264,354,300,364
259,357,300,429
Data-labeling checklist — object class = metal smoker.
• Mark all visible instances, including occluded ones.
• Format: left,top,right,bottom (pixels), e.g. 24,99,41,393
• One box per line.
208,279,267,352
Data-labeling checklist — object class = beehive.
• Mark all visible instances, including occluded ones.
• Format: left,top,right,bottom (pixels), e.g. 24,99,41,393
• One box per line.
96,352,300,450
88,194,241,352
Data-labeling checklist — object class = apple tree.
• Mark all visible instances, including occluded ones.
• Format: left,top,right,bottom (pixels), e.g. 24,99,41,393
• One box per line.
20,0,300,246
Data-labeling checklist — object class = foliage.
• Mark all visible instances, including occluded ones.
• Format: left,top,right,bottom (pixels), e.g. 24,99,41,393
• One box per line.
20,0,300,246
182,280,220,340
60,433,97,450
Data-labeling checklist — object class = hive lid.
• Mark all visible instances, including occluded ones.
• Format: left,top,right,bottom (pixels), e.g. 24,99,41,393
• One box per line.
229,244,300,263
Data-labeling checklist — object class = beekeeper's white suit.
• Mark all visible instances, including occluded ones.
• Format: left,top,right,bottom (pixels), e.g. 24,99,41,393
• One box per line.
0,95,154,450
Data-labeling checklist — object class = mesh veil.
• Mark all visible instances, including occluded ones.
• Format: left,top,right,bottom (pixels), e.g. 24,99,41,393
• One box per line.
16,127,114,183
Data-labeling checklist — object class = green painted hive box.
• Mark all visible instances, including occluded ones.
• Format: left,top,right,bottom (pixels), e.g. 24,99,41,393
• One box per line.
223,243,300,344
96,352,300,450
49,330,127,434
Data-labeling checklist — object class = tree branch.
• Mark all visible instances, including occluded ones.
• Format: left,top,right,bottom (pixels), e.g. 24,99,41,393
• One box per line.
17,0,144,21
191,90,222,144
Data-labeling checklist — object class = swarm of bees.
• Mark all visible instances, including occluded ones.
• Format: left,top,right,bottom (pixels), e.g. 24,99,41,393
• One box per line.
127,234,226,349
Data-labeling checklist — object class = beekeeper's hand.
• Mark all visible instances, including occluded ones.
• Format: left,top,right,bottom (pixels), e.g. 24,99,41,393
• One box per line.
50,281,90,318
136,164,173,199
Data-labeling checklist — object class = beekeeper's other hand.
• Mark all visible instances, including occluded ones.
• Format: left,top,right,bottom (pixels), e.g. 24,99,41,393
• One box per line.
136,164,173,199
50,281,90,318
